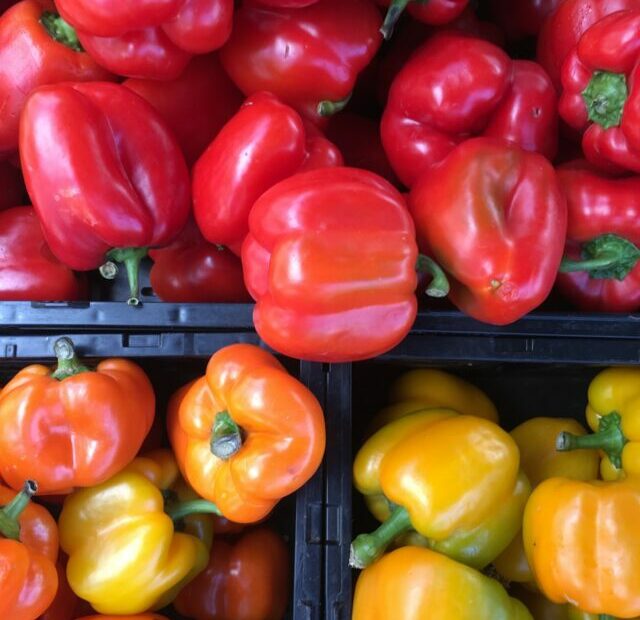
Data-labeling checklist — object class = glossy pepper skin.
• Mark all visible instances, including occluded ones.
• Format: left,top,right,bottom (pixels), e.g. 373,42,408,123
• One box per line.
555,164,640,312
124,54,242,166
174,527,290,620
20,82,191,305
350,410,521,568
524,477,640,617
219,0,382,123
409,138,567,325
243,167,418,362
557,367,640,480
0,337,155,494
382,33,558,188
55,0,233,80
537,0,640,90
168,344,325,523
0,207,86,301
193,91,342,251
149,218,251,303
0,0,113,157
353,547,533,620
0,161,25,209
559,10,640,173
0,481,59,620
59,450,215,615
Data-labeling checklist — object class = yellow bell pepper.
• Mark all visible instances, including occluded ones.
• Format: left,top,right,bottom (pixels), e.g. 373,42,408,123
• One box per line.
556,367,640,480
494,417,599,586
524,477,640,618
352,546,532,620
59,449,217,615
351,410,521,568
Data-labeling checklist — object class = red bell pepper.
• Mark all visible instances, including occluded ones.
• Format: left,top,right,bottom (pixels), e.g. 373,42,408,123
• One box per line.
381,32,558,188
0,207,86,301
148,218,251,303
537,0,640,89
219,0,382,123
559,10,640,174
0,162,25,210
56,0,233,79
555,163,640,312
377,0,468,39
20,82,190,305
0,0,112,157
124,54,242,167
174,527,290,620
488,0,560,40
409,137,567,325
242,166,418,362
193,91,342,251
246,0,319,5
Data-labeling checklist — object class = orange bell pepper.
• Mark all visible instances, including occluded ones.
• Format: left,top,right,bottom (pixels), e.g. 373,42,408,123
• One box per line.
0,480,59,620
0,337,155,494
174,527,290,620
524,477,640,617
168,343,325,523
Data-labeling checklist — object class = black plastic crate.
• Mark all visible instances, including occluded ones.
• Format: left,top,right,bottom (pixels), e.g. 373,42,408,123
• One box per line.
0,333,326,620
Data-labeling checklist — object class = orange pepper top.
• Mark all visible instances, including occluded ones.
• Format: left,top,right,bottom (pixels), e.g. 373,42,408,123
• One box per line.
168,343,325,523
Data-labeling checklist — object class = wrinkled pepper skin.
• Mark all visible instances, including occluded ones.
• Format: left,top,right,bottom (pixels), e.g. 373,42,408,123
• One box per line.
149,218,251,303
124,54,243,166
0,0,113,156
0,337,155,494
59,450,213,615
0,482,59,620
537,0,640,89
555,164,640,312
524,477,640,617
242,167,418,362
193,92,342,251
382,33,558,187
351,410,521,568
168,344,325,523
0,161,24,209
409,138,567,325
558,367,640,480
219,0,382,123
20,82,190,305
352,547,533,620
174,527,290,620
0,207,86,301
56,0,233,79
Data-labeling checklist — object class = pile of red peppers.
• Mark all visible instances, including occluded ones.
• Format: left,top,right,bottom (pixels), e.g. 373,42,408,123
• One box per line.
1,0,640,364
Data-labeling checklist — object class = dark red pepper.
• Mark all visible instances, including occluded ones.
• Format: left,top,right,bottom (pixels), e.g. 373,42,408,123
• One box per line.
376,0,468,39
20,82,190,305
0,162,25,210
488,0,560,41
124,54,242,166
381,32,558,187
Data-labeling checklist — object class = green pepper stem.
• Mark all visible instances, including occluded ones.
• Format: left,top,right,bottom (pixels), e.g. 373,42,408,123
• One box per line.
556,412,627,470
416,254,450,298
40,12,83,52
599,616,617,620
103,247,149,306
380,0,412,39
317,94,352,117
51,337,90,380
560,255,620,273
349,505,412,569
166,499,222,522
211,411,243,460
582,71,628,129
0,481,37,540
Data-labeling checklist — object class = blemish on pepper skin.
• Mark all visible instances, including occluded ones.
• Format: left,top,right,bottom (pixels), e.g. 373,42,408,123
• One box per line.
532,107,542,118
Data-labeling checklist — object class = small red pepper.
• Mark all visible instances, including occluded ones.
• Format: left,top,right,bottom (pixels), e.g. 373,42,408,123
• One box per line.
376,0,468,39
0,207,86,301
219,0,382,123
555,162,640,312
56,0,234,79
124,54,242,167
242,166,418,362
149,218,251,303
0,162,25,210
382,32,558,187
0,0,113,156
559,10,640,174
20,82,191,305
409,137,567,325
193,91,342,251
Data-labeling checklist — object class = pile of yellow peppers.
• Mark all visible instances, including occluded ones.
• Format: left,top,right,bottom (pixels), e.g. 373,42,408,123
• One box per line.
351,367,640,620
